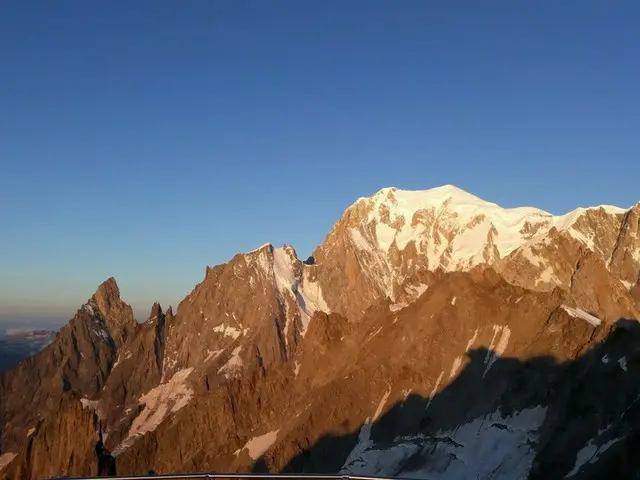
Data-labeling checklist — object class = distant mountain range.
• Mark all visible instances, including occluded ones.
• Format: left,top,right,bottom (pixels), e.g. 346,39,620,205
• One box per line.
0,185,639,479
0,329,55,373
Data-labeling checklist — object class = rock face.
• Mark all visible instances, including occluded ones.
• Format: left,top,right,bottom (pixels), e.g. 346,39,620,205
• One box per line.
161,244,329,383
1,185,639,480
97,303,168,448
2,394,98,480
632,276,640,308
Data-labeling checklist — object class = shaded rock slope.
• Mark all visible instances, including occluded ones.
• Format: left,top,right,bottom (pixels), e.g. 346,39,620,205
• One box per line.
1,185,639,480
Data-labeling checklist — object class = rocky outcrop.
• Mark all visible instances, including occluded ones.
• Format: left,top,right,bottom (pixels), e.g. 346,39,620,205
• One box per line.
565,250,640,323
1,394,98,480
98,303,169,448
632,277,640,309
90,277,137,348
162,244,329,384
0,278,134,458
498,204,640,295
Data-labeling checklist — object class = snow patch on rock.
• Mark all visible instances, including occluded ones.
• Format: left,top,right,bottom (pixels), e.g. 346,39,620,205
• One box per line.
340,423,378,475
621,280,635,290
240,429,280,460
248,242,272,254
118,368,194,453
375,223,397,253
205,349,224,363
113,350,133,369
561,306,602,327
521,247,542,267
390,283,428,311
450,356,463,379
350,228,373,252
484,326,511,377
566,429,625,477
270,246,331,336
407,283,428,298
373,386,392,421
426,371,444,409
213,324,243,339
92,326,111,342
369,326,383,339
389,302,408,312
466,329,479,352
82,302,95,315
80,398,99,410
619,356,627,371
218,346,243,378
299,272,331,332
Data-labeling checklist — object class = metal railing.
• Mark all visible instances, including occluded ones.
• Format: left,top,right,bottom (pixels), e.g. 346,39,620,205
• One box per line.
52,474,408,480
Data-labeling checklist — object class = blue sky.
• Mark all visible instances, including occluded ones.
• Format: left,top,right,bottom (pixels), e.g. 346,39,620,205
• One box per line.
1,1,638,324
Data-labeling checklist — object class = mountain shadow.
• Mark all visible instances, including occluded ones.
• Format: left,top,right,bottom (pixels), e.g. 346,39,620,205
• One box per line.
252,318,640,479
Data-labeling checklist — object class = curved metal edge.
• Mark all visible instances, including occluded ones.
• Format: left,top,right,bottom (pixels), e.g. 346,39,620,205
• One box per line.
50,474,415,480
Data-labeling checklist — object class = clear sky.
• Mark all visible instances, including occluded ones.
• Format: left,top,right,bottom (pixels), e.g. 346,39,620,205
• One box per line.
1,1,639,324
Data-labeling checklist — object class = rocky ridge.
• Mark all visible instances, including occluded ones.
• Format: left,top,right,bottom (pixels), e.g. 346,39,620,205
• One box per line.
1,185,639,480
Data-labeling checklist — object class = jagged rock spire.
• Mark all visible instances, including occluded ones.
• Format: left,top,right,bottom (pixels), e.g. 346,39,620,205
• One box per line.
165,306,175,323
92,277,121,317
148,302,163,321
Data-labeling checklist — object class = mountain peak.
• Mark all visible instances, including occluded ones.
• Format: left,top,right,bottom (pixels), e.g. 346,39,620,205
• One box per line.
351,185,549,230
381,184,476,197
247,242,273,254
95,277,119,298
319,185,638,310
363,185,632,217
92,277,121,316
356,185,504,215
383,185,495,205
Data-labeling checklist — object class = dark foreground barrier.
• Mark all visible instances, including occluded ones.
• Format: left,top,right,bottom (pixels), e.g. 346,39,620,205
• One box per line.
52,474,410,480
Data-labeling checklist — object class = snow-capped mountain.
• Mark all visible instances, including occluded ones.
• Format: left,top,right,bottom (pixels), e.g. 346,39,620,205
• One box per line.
1,185,639,480
312,185,639,320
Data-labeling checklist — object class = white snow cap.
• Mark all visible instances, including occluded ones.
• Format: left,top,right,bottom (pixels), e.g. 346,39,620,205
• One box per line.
348,184,631,265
